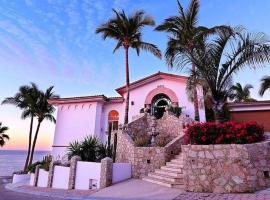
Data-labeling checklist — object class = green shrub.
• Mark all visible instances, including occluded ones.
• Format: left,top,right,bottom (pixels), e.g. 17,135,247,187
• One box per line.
168,106,182,118
155,134,171,147
67,135,113,162
26,155,52,173
134,132,151,147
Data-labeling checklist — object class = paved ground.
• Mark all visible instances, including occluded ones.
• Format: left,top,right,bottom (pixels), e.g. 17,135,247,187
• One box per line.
2,176,270,200
0,176,63,200
91,179,183,200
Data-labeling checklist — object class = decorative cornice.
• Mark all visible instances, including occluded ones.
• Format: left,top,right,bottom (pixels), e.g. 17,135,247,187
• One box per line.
48,95,124,106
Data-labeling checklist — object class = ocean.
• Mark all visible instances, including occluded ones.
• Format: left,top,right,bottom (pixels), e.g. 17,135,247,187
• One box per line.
0,150,50,176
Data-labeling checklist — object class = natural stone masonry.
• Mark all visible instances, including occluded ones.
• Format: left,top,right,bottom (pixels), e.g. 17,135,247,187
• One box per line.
33,165,41,187
116,128,186,178
182,141,270,193
68,156,81,190
100,157,113,188
142,152,185,188
47,162,56,188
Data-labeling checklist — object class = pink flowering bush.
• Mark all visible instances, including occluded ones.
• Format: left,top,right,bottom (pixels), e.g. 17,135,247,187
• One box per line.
184,121,264,145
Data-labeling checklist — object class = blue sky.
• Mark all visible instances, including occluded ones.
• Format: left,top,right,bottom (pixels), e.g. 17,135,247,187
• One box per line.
1,0,270,150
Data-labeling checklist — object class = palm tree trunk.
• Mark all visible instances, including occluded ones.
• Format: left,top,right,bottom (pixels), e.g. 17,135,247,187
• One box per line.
124,46,130,125
28,121,41,166
192,63,200,121
214,109,222,123
23,115,33,172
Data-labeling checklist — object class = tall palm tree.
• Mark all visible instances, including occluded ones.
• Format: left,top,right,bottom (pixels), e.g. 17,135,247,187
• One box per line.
28,86,59,165
259,76,270,96
155,0,229,121
2,83,39,171
96,9,161,125
187,27,270,122
0,122,9,147
229,83,255,102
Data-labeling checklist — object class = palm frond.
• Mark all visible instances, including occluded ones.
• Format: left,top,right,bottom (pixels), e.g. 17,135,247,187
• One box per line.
259,76,270,96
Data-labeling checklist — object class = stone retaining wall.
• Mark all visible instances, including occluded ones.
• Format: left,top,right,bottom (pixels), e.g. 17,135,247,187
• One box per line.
182,141,270,193
116,130,185,178
156,113,189,138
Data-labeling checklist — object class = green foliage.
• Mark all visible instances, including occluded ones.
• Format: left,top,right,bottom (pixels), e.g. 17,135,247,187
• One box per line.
133,131,151,147
26,155,52,173
41,155,53,171
27,161,41,173
96,9,161,58
259,76,270,96
167,106,182,118
67,135,113,162
229,83,254,102
155,134,171,147
96,143,113,162
0,122,9,147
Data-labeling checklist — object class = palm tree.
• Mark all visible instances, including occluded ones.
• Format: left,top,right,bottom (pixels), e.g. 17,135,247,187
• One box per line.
28,86,59,165
229,83,255,102
259,76,270,96
96,9,161,125
187,27,270,122
156,0,230,121
0,122,9,147
2,83,39,171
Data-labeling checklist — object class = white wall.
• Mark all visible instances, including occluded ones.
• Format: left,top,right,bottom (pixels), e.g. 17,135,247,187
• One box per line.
29,173,35,186
52,166,70,189
12,174,30,184
37,169,49,187
112,163,131,184
52,102,100,158
75,161,101,190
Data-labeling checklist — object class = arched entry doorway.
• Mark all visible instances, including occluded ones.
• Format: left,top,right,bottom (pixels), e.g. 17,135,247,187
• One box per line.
145,86,179,119
151,94,171,119
108,110,119,131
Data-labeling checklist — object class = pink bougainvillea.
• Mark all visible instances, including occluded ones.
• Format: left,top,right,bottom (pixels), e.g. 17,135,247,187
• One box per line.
184,121,264,145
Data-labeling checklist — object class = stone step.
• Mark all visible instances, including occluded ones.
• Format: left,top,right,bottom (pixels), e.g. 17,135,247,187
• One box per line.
142,177,184,189
148,173,184,183
166,162,184,168
161,166,183,173
174,154,183,159
154,169,183,178
170,159,184,164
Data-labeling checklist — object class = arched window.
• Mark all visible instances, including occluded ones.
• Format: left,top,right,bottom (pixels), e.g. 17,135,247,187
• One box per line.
108,110,119,131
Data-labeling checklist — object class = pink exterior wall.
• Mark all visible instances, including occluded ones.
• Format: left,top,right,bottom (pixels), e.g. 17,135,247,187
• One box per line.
52,102,102,157
122,78,205,122
101,102,124,143
51,75,206,157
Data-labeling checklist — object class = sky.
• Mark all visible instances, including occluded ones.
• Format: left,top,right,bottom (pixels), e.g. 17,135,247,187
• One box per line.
1,0,270,150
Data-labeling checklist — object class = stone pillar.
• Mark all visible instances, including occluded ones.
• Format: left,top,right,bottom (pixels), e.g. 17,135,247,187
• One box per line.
68,156,81,190
47,162,56,188
33,165,41,187
100,157,113,188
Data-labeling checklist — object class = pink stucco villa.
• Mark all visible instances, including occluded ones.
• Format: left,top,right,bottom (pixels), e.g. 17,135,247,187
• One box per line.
49,71,206,157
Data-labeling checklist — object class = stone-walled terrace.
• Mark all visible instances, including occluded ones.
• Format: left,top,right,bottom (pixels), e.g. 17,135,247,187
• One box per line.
116,112,192,178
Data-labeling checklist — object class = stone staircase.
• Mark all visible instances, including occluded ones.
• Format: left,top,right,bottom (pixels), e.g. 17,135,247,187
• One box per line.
142,153,184,189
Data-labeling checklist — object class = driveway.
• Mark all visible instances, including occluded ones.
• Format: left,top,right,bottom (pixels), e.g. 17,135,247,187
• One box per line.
2,176,270,200
0,176,63,200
